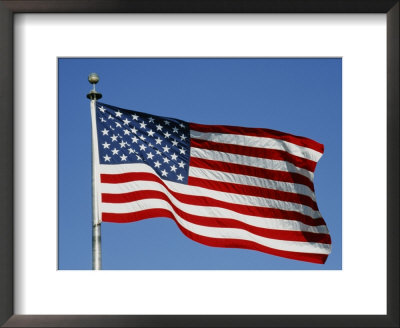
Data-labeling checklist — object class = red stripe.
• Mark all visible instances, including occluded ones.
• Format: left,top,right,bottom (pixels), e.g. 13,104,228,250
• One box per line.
188,176,319,211
102,209,328,264
189,157,315,191
191,138,317,172
101,172,326,226
190,122,324,154
102,189,331,243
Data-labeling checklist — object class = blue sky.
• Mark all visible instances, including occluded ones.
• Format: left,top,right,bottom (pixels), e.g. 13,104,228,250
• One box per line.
58,58,342,270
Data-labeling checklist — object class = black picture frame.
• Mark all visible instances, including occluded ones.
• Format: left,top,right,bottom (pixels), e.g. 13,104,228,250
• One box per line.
0,1,398,327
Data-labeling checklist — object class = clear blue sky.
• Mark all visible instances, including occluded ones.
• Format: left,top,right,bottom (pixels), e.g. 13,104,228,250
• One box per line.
58,58,342,270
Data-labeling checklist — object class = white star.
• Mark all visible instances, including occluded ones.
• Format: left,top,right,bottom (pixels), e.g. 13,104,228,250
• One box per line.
99,106,106,113
164,131,171,138
147,129,155,137
180,134,187,141
140,121,147,129
100,117,106,123
115,110,123,118
111,148,119,155
177,174,184,181
156,124,163,131
108,114,114,120
149,117,155,123
131,127,137,134
102,142,110,149
128,148,135,154
148,142,154,148
172,127,179,133
103,154,111,162
178,160,185,168
131,136,138,143
161,169,168,177
171,139,178,147
136,154,142,160
163,157,170,164
155,137,162,145
170,165,177,172
139,144,147,151
163,145,170,153
111,135,118,142
115,122,122,128
139,135,146,141
120,154,127,161
132,114,139,121
147,152,154,160
123,118,130,125
155,150,162,156
171,153,178,161
164,120,170,125
109,125,115,131
179,147,186,155
101,128,109,136
123,129,130,135
119,141,127,148
179,123,185,128
154,161,161,168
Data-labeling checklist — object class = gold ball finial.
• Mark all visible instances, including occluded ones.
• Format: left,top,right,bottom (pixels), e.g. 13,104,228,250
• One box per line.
88,72,100,84
87,72,102,100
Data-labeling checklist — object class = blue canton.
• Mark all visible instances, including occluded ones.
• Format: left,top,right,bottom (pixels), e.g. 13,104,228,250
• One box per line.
96,102,190,184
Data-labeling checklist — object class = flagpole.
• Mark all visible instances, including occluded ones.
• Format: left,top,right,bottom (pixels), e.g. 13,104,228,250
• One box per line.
87,73,102,270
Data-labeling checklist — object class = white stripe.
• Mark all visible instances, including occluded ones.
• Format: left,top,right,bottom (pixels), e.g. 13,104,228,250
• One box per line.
189,166,316,200
191,147,314,181
100,163,322,219
102,198,331,254
190,130,323,162
100,178,329,234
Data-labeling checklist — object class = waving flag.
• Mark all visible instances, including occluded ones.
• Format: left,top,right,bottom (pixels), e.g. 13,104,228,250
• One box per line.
92,102,331,264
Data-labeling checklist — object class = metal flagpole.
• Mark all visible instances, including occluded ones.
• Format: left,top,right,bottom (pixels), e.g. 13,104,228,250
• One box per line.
87,73,102,270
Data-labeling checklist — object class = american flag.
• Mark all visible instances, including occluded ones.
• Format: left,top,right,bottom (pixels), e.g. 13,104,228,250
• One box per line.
92,102,331,264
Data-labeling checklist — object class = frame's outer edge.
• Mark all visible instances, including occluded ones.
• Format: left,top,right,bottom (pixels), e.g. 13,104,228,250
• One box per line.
0,0,399,13
387,2,400,326
1,0,399,327
0,1,14,327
